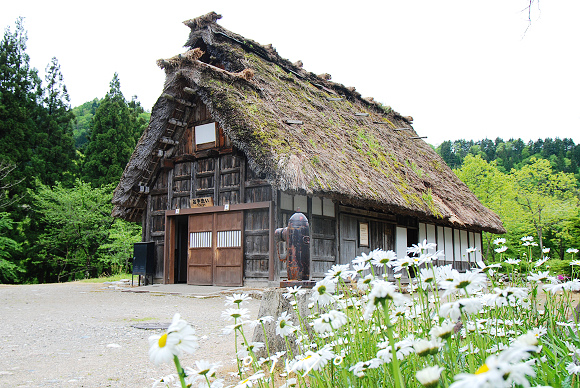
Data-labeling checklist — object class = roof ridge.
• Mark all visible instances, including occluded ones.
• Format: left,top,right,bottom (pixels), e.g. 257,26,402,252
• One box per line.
183,11,222,30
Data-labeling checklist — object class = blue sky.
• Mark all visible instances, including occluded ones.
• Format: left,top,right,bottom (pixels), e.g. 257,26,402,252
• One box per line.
2,0,579,146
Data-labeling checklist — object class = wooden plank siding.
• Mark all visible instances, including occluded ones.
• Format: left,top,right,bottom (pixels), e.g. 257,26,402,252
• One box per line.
244,208,270,279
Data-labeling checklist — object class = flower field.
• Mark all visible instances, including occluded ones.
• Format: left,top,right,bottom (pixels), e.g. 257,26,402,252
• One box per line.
149,237,580,388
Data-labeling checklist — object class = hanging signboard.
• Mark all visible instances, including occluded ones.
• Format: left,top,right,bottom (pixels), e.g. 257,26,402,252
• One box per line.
190,197,214,208
359,221,369,247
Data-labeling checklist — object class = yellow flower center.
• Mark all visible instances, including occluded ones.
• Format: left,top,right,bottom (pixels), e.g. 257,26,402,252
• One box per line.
158,333,168,348
475,363,489,375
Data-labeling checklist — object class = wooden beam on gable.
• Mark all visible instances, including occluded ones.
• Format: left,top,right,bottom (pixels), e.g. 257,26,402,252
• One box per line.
160,137,179,145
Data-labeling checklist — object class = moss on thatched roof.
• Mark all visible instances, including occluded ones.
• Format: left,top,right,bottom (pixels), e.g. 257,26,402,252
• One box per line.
112,12,505,234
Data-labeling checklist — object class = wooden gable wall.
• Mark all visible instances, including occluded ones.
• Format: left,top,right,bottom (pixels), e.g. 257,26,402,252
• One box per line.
142,98,274,282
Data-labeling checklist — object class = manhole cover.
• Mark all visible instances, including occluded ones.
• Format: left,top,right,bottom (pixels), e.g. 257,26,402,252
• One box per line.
132,322,171,330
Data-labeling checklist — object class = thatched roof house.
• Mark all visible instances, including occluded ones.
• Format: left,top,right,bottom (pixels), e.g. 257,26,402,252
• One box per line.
112,12,504,286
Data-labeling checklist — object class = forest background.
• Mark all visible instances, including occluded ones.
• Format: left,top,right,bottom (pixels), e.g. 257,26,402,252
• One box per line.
1,19,579,284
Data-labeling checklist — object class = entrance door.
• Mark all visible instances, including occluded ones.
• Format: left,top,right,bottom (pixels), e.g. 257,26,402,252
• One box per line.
188,213,213,285
187,211,243,286
176,216,188,283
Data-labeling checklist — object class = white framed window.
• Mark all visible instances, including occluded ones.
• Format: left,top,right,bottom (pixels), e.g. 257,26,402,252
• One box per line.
195,122,217,150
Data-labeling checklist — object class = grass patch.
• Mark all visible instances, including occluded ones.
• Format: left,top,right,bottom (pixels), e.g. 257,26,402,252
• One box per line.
78,273,132,283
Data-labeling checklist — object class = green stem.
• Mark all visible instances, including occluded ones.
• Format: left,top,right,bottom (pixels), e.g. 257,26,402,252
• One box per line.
173,355,187,388
382,301,405,388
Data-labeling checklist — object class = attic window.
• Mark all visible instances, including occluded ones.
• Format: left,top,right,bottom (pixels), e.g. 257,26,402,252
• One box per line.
195,122,217,150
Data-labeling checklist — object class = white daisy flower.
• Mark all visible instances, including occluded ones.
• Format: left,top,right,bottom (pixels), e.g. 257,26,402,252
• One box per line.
493,238,506,245
390,256,416,273
283,286,305,299
474,260,502,274
429,321,455,340
247,315,274,329
352,252,373,265
233,372,265,388
440,270,487,297
275,311,296,338
495,246,508,253
419,267,437,288
435,264,458,283
485,287,528,307
349,358,383,378
370,249,398,267
567,362,580,375
310,278,336,306
439,297,483,322
186,360,221,378
376,337,415,362
364,280,409,319
149,331,180,365
352,261,370,273
224,293,252,306
325,264,355,280
416,365,444,388
356,273,374,291
563,279,580,291
312,310,347,333
222,308,250,321
407,239,437,255
290,345,335,375
486,343,509,353
413,338,443,357
527,271,551,283
152,374,177,388
148,313,199,365
504,258,520,265
237,342,264,358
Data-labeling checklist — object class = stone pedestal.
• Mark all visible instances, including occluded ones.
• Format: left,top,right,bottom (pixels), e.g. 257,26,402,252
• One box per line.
251,288,312,358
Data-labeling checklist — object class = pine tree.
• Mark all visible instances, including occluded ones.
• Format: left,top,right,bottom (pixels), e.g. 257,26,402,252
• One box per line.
0,17,43,194
82,73,144,187
30,57,76,187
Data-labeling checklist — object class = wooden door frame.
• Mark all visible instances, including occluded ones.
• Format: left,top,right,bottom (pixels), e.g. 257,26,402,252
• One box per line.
163,201,272,284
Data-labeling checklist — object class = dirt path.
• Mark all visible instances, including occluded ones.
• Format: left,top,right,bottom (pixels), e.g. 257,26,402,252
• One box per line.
0,282,261,387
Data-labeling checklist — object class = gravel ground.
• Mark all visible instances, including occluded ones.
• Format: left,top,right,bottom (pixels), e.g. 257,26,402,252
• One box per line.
0,282,262,387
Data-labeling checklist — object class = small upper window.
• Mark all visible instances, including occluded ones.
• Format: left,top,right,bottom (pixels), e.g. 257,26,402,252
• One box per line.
195,122,217,150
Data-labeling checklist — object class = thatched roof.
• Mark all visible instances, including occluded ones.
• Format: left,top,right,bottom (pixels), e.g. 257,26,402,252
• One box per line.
112,12,505,234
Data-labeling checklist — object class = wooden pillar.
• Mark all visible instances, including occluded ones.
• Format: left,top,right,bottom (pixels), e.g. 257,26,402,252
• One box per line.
168,169,174,210
214,156,220,205
269,189,277,282
239,157,246,203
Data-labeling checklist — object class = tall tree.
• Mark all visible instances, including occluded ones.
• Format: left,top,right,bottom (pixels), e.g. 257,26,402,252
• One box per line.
0,17,42,194
454,155,524,259
29,57,76,187
512,158,579,250
72,98,101,149
82,73,144,187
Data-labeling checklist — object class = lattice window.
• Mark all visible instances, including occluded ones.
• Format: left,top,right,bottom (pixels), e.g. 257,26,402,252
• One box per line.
217,230,241,248
190,232,212,248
